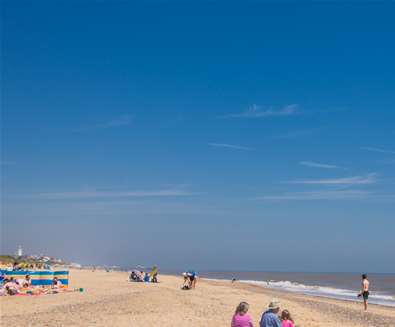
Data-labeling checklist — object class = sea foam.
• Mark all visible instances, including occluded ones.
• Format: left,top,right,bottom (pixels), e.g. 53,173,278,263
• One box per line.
237,279,395,307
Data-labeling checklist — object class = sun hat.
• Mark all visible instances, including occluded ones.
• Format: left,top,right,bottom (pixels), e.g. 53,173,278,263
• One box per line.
267,299,280,310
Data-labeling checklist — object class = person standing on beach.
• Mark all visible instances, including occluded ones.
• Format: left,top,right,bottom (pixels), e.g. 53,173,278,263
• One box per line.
259,300,282,327
358,274,370,311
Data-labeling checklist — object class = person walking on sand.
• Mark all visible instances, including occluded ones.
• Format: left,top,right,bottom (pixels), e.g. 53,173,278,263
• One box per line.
231,302,254,327
358,274,370,311
259,300,282,327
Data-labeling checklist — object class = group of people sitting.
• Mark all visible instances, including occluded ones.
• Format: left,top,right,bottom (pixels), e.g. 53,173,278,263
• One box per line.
181,271,197,290
1,274,31,295
129,267,158,283
232,300,295,327
0,274,64,296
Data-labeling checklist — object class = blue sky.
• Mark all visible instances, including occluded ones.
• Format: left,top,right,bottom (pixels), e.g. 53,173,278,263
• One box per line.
1,1,395,272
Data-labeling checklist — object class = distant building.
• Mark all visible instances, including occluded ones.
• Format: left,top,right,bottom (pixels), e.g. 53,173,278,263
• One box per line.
17,245,23,257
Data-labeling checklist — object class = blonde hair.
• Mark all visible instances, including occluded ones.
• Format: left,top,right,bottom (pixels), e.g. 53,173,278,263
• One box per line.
281,310,293,322
235,302,249,315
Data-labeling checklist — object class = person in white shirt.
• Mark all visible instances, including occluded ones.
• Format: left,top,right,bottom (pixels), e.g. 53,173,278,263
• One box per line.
16,274,31,288
52,277,62,290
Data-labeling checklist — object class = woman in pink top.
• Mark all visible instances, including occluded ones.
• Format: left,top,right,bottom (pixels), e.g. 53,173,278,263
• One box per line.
280,310,294,327
231,302,254,327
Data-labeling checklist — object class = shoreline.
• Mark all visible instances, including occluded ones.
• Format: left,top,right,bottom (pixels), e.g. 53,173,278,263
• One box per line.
203,277,395,313
2,269,395,326
199,276,395,308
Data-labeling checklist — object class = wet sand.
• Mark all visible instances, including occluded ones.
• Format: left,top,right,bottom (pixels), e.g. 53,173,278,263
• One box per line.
1,269,394,326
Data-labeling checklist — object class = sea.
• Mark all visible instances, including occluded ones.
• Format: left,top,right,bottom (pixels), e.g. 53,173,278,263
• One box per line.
198,271,395,307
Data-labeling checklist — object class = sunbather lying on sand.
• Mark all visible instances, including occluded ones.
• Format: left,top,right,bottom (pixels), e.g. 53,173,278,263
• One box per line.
3,278,19,295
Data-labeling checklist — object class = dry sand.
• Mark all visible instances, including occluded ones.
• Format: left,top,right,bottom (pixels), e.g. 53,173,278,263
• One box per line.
1,269,394,327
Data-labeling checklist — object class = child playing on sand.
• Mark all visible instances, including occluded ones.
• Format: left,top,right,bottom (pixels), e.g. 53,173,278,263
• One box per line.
280,310,294,327
231,302,254,327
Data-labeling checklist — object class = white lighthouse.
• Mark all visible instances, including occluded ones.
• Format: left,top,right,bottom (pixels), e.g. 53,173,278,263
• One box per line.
17,245,23,257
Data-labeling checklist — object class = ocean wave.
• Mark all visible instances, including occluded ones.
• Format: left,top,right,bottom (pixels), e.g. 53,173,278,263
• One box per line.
235,279,395,307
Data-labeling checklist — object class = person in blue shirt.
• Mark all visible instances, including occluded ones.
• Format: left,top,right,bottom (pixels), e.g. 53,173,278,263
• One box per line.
143,272,150,282
259,299,282,327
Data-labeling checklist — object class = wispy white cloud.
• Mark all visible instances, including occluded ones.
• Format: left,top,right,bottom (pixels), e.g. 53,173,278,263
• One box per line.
222,104,299,119
360,147,395,155
79,115,133,131
208,143,254,151
255,189,371,201
28,188,194,200
288,173,377,185
299,161,341,169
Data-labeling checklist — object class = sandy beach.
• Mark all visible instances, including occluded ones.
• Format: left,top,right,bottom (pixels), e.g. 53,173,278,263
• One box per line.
1,269,394,327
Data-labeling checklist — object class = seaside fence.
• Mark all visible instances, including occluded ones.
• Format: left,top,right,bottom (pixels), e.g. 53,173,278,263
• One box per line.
1,270,69,286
